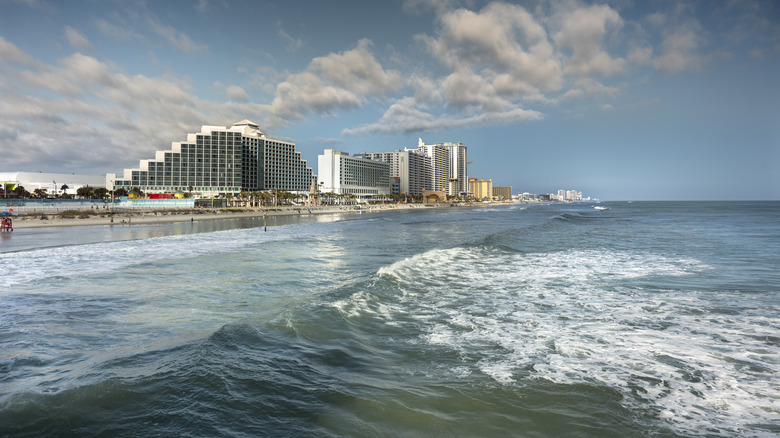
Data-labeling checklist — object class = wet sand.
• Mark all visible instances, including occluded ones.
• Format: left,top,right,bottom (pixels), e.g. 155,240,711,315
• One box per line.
7,204,434,229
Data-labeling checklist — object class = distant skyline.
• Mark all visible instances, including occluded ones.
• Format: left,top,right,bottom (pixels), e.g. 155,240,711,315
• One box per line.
1,0,778,200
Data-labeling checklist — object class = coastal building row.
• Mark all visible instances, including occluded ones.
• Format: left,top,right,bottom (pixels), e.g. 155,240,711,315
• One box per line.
104,122,469,200
557,189,584,202
342,138,469,197
4,120,551,202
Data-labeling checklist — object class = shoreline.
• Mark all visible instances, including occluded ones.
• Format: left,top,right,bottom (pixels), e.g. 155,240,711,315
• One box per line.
6,203,452,229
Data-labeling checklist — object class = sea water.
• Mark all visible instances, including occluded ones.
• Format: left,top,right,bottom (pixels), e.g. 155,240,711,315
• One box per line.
1,202,778,437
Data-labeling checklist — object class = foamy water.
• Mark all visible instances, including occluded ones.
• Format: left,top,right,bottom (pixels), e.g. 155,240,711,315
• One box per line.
367,246,778,436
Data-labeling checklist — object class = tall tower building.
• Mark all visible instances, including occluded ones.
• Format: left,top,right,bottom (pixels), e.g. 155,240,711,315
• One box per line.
414,139,447,192
415,139,468,196
442,141,468,196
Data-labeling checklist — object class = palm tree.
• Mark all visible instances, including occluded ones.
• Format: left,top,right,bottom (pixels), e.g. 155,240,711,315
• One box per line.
129,186,144,198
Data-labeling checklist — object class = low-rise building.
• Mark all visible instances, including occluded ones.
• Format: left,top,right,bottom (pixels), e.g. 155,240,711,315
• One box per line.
1,171,105,197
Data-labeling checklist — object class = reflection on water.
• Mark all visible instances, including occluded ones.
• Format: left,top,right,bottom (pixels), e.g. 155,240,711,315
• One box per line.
0,212,358,254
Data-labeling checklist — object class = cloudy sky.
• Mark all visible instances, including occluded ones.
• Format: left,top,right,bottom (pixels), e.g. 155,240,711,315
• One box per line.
1,0,778,200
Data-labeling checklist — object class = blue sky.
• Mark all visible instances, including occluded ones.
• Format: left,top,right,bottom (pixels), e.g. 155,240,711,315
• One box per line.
1,0,778,200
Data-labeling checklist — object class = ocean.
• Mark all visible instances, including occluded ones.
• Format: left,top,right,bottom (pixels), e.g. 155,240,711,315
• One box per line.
1,202,778,437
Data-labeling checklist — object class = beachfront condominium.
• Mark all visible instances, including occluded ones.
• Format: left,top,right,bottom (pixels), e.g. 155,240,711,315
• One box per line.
469,178,493,200
355,149,429,195
442,142,468,196
413,139,447,193
413,139,468,197
109,120,313,197
493,185,513,200
318,148,391,197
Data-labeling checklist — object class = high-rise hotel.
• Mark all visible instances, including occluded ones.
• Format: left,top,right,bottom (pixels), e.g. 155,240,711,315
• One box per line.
352,139,468,197
412,139,468,197
108,120,313,196
317,149,391,197
355,149,429,195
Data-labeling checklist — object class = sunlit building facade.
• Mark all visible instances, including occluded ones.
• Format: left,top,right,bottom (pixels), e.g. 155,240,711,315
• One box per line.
469,178,493,200
109,120,313,196
318,148,390,197
356,149,429,195
414,139,468,196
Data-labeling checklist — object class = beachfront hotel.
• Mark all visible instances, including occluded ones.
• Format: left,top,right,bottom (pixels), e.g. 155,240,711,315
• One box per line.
493,185,513,200
354,149,429,195
317,149,391,197
469,178,493,201
108,120,313,197
412,139,468,197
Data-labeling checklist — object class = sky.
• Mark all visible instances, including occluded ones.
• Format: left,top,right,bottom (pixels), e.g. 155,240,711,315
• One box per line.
1,0,778,200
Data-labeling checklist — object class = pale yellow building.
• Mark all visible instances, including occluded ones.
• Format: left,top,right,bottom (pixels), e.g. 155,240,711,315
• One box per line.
468,178,493,200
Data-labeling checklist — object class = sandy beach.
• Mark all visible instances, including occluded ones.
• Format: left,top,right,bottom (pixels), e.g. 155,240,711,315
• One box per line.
5,203,436,229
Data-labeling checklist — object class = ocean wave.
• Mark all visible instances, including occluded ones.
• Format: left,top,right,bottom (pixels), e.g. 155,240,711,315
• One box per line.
0,226,300,288
364,246,777,436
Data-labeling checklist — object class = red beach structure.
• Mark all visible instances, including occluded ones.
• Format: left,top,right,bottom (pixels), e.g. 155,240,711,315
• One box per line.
0,216,12,232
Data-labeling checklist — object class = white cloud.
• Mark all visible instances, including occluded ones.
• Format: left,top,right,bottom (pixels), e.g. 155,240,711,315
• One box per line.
64,26,93,52
655,21,709,73
0,44,272,173
268,39,401,124
345,1,632,135
628,45,653,65
94,18,141,41
146,16,208,54
551,3,626,77
226,85,249,101
402,0,456,15
343,96,542,136
0,36,39,68
424,2,562,94
277,20,303,52
194,0,209,14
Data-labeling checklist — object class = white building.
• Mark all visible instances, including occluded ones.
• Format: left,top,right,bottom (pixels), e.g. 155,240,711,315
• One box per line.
109,120,313,197
414,139,468,196
442,141,468,196
413,139,447,192
318,149,391,197
0,171,105,197
355,149,429,195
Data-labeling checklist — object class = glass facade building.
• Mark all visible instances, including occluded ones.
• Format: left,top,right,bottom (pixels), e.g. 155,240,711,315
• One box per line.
111,121,313,196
